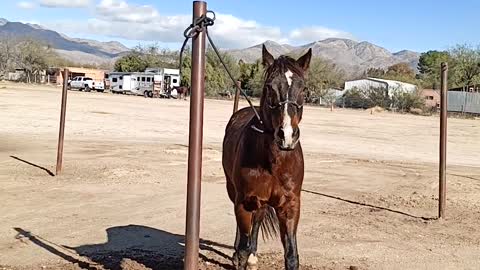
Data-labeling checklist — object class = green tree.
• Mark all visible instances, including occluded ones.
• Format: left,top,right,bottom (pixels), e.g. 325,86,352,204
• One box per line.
114,52,147,72
343,87,369,109
391,89,424,112
449,44,480,87
238,59,264,96
250,60,265,97
382,62,417,84
204,48,239,96
417,50,450,89
179,47,192,87
113,43,178,72
305,58,345,104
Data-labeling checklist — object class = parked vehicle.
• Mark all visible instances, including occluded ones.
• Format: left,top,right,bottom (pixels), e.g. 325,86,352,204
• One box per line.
107,68,181,98
68,76,105,92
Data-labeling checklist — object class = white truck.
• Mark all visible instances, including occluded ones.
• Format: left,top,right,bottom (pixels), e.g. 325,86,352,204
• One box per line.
68,76,105,92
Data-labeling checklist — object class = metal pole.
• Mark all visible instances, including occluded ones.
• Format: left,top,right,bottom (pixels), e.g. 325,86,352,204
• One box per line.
184,1,206,269
439,62,448,219
233,80,240,113
55,69,69,176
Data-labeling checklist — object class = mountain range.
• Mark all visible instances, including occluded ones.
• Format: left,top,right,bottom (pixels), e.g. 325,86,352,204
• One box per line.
228,39,420,76
0,18,420,76
0,18,130,66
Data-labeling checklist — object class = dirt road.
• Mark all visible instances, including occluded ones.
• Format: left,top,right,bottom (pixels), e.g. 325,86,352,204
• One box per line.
1,82,479,270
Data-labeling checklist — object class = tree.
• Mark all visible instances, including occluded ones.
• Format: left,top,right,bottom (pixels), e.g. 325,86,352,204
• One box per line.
250,60,265,97
449,44,480,87
342,87,369,109
114,52,147,72
382,62,417,84
391,89,424,112
17,39,56,83
417,50,450,89
179,47,192,87
204,48,240,96
365,67,386,78
305,58,345,104
0,38,16,79
238,59,263,96
113,43,178,72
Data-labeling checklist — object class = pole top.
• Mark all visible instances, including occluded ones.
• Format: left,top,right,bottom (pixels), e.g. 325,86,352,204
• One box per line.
441,62,448,70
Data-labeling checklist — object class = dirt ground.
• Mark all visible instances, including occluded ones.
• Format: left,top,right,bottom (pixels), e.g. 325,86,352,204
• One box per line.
1,82,480,270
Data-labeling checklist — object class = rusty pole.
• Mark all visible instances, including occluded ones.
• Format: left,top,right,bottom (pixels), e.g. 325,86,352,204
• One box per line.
233,80,240,113
184,1,207,269
439,62,448,219
55,69,69,175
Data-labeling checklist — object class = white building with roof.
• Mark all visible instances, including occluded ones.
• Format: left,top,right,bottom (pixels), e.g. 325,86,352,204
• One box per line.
344,77,417,97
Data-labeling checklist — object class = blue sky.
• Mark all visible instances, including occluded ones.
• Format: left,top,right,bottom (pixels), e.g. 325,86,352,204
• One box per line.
2,0,480,52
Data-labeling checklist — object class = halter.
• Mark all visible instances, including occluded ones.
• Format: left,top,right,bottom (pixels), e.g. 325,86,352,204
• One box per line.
250,97,304,134
267,100,304,110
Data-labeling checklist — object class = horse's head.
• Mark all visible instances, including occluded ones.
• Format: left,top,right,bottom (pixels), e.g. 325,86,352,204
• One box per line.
260,44,312,151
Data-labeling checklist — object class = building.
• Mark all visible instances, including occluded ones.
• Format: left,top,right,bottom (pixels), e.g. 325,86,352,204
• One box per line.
49,67,106,84
420,89,440,109
344,77,417,97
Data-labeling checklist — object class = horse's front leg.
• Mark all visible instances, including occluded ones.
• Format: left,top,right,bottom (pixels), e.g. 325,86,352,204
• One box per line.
276,196,301,270
232,201,265,270
245,207,267,270
233,202,253,270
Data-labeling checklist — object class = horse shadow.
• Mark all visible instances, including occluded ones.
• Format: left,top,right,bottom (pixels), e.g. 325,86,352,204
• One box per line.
15,225,234,270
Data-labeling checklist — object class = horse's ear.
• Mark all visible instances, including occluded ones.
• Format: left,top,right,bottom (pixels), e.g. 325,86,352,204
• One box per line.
297,48,312,71
262,44,274,67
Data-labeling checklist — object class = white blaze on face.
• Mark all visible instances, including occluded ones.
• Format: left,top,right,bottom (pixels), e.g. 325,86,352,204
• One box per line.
282,69,294,147
285,70,293,87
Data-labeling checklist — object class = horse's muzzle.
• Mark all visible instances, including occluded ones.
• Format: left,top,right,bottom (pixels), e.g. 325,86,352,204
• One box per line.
275,127,300,151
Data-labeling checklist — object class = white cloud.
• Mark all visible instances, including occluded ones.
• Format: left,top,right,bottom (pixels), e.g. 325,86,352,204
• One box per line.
289,26,355,44
41,0,353,49
209,14,286,49
17,1,36,9
96,0,159,23
39,0,91,8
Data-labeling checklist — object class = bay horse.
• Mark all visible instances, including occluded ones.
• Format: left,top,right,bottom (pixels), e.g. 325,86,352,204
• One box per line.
222,45,312,270
173,85,190,100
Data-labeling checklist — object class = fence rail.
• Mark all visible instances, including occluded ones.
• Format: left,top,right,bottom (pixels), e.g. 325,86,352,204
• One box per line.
448,91,480,114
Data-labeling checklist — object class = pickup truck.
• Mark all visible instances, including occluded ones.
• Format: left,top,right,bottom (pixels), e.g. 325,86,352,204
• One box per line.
68,76,105,92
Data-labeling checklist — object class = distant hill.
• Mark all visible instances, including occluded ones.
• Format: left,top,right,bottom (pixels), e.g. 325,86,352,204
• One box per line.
227,38,420,77
0,18,420,76
0,18,129,65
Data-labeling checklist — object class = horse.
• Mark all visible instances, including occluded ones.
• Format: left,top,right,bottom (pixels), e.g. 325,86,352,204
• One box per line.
222,45,312,270
173,85,190,100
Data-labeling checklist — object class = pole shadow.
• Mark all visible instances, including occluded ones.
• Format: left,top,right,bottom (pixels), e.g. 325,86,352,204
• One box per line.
10,155,55,177
14,225,234,270
302,189,437,221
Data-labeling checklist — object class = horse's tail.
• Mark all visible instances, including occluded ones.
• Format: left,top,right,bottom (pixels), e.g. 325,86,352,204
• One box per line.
259,206,279,241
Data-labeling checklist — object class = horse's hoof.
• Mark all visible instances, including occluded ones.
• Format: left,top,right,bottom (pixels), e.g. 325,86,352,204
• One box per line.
246,253,258,270
232,252,240,268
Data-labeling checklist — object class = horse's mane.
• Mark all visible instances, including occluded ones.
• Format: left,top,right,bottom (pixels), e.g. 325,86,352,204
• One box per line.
263,55,305,82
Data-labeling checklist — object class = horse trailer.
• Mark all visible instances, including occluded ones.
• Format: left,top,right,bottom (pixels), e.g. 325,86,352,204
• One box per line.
106,68,181,98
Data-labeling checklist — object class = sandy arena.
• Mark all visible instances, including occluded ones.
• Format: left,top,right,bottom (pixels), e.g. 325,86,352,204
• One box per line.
1,82,480,270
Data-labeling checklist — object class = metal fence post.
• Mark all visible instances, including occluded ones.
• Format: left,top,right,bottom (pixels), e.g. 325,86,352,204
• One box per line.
184,1,207,269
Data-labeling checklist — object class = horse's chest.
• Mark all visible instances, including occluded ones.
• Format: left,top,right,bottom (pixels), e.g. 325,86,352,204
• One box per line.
239,162,301,199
